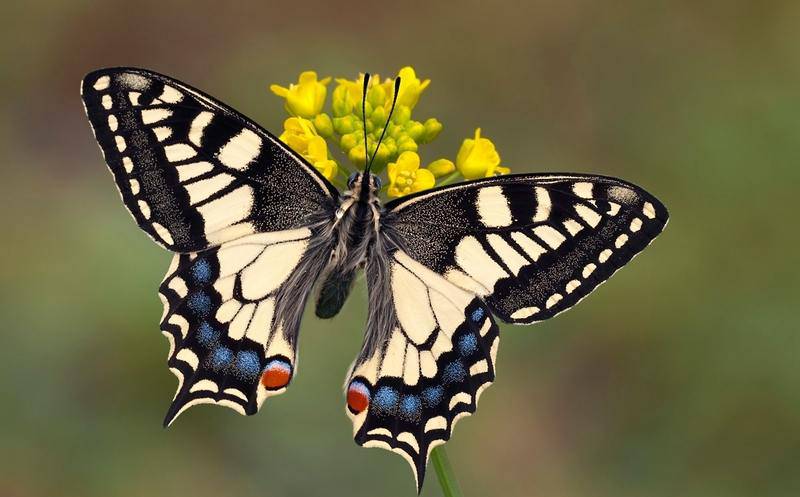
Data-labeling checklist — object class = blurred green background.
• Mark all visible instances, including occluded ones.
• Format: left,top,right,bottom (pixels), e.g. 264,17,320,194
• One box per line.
1,1,799,496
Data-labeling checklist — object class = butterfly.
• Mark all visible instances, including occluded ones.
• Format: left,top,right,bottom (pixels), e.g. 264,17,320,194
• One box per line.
81,67,668,490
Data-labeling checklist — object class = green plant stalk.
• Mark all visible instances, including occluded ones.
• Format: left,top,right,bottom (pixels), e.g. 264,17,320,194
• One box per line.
436,171,463,187
431,446,464,497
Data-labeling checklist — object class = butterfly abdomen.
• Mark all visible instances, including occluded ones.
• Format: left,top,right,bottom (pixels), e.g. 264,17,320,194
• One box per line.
315,193,383,319
315,268,356,318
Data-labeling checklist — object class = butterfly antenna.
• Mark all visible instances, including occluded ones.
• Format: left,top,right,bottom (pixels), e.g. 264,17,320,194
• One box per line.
366,76,401,173
361,73,371,173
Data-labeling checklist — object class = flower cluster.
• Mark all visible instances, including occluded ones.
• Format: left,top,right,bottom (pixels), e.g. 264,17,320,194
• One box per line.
270,67,510,197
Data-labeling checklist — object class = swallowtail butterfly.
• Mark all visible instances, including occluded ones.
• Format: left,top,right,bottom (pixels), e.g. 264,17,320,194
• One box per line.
81,67,668,490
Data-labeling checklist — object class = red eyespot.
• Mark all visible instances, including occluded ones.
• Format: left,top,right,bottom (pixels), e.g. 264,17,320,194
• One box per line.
260,359,292,389
347,380,371,414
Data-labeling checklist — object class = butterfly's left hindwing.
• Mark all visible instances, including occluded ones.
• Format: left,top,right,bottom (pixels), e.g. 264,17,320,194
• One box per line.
158,229,328,425
345,251,500,490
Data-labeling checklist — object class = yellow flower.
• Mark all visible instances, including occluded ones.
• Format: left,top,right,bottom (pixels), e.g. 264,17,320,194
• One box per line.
306,136,338,180
278,117,338,180
395,67,430,110
455,128,509,180
387,151,435,198
333,73,375,116
278,117,314,151
270,71,331,118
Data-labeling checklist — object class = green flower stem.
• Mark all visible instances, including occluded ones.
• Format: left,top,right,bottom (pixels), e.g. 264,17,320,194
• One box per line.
431,446,464,497
436,171,463,187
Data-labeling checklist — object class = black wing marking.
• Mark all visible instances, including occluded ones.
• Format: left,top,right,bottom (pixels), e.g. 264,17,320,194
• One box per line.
81,67,337,252
158,229,327,426
384,173,668,323
345,251,499,491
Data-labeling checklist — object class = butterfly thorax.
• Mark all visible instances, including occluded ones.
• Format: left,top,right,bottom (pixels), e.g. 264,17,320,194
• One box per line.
315,172,383,318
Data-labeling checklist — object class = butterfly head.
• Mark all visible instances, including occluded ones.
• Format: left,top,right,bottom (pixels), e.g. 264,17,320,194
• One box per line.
346,171,382,200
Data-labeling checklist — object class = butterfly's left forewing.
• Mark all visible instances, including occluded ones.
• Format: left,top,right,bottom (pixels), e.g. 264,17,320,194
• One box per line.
81,67,336,252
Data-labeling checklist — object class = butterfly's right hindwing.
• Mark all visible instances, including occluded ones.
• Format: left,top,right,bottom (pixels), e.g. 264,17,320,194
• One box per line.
81,67,336,252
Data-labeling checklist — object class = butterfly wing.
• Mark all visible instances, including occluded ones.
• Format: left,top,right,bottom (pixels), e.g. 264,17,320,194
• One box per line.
345,174,667,488
383,173,668,323
345,250,500,490
82,68,338,422
81,67,336,251
158,228,331,425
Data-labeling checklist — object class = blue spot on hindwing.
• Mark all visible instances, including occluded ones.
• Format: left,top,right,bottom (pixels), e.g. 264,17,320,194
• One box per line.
187,291,212,317
373,386,399,415
471,307,485,322
191,258,213,284
234,350,261,380
422,385,445,408
442,361,467,385
196,321,219,347
209,346,233,371
399,395,422,423
457,333,478,357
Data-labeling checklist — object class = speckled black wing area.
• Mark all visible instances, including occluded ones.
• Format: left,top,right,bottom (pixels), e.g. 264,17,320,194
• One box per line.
384,174,668,324
81,67,336,252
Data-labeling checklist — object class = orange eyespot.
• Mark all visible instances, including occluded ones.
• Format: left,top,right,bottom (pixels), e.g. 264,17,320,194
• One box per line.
347,380,371,414
260,359,292,389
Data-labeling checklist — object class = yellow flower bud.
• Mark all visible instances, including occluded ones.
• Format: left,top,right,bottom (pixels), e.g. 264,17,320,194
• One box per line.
367,83,387,109
370,106,387,127
406,121,425,141
368,142,393,172
427,158,455,178
333,116,356,135
270,71,331,118
456,128,506,180
395,67,430,110
348,143,368,169
313,113,334,138
331,84,353,117
397,136,418,153
420,118,443,143
340,132,359,152
392,105,411,125
386,151,436,198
